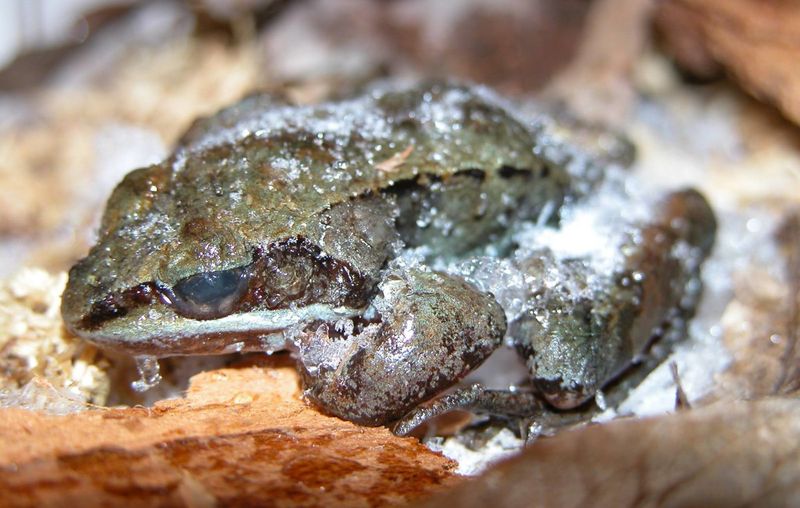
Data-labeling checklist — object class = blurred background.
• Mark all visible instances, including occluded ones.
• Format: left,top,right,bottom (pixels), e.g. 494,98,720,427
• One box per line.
0,0,112,68
0,1,799,505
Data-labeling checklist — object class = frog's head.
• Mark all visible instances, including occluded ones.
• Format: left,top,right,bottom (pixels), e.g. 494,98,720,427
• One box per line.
61,152,397,356
62,238,371,357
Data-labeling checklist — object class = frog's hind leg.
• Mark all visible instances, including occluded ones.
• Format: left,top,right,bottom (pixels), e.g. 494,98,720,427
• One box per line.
392,384,593,439
512,188,717,410
293,268,507,426
395,190,717,437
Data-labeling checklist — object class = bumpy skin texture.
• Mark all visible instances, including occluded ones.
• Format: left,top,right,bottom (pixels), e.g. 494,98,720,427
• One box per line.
297,269,507,425
61,82,716,427
510,190,717,409
61,83,568,354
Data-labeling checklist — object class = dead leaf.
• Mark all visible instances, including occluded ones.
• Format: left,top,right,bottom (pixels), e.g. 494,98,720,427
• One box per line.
375,144,414,173
416,399,800,508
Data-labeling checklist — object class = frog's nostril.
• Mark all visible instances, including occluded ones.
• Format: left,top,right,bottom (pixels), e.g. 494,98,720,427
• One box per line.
169,267,249,320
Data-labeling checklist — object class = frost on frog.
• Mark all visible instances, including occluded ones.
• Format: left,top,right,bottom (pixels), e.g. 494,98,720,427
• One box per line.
61,81,716,430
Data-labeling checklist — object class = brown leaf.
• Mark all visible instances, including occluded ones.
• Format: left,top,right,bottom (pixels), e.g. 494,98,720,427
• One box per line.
416,399,800,508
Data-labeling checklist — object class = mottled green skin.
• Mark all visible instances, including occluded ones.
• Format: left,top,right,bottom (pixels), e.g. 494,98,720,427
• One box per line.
62,83,569,354
102,85,558,281
510,190,717,409
298,268,507,425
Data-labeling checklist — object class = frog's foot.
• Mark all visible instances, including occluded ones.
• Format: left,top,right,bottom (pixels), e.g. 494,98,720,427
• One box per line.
394,385,611,438
293,268,507,426
392,384,545,437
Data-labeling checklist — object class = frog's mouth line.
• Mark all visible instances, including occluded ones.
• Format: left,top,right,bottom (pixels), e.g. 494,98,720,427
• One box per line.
73,303,364,356
72,236,374,336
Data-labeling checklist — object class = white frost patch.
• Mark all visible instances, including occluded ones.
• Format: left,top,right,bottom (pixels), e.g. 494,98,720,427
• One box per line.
444,168,654,334
171,80,537,182
515,169,652,275
425,428,524,476
447,256,538,324
173,90,395,165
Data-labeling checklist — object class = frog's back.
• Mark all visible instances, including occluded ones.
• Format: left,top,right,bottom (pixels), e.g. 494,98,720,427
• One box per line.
99,83,565,285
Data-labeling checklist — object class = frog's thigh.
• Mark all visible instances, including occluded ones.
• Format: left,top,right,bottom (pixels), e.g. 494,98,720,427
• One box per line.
296,268,506,426
512,189,717,410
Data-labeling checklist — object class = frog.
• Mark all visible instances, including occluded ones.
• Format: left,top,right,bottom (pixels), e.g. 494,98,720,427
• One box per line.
61,82,716,432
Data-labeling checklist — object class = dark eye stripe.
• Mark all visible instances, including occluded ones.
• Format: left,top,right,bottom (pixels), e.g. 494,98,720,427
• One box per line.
169,266,249,320
78,237,373,330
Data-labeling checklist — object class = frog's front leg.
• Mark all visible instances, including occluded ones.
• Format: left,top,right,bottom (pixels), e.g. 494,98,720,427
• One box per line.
292,268,507,426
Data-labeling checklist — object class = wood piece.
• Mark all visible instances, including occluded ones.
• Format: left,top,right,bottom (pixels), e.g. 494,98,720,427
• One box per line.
0,357,457,507
656,0,800,125
543,0,656,125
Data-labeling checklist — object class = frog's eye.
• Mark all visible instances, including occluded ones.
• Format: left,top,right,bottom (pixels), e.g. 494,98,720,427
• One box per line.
169,267,249,320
